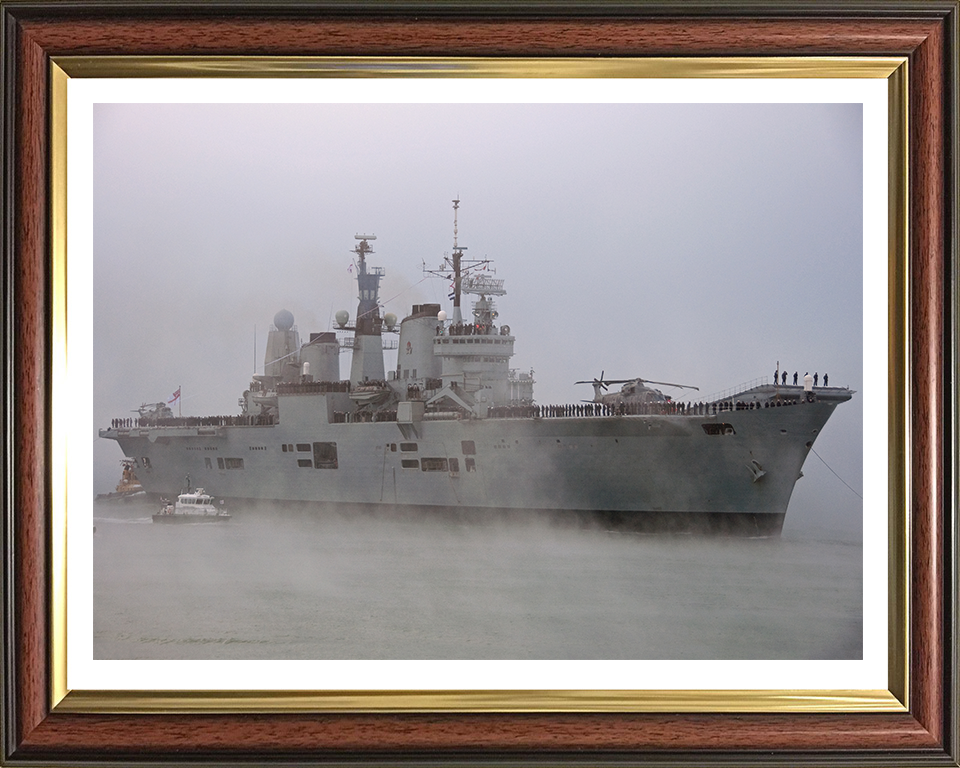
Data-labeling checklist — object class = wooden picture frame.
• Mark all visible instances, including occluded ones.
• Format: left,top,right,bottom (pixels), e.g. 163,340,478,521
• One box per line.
2,2,957,765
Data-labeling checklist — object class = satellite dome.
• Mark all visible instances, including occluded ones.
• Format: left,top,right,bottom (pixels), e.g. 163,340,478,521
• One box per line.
274,309,295,331
437,310,447,322
335,310,349,328
384,312,397,330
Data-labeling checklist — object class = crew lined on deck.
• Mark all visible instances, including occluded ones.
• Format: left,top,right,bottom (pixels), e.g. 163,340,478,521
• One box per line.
111,392,821,430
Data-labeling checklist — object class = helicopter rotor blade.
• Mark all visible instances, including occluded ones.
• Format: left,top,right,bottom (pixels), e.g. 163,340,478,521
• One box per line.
575,377,633,388
638,378,700,391
574,372,613,390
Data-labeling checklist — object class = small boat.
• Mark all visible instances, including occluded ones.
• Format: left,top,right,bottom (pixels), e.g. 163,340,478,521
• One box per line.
152,489,231,524
95,458,145,502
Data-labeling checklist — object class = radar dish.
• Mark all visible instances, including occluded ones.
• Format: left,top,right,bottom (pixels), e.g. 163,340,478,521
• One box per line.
273,309,295,331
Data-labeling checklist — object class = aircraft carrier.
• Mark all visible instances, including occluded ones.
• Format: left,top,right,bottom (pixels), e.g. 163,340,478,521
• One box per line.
100,200,853,536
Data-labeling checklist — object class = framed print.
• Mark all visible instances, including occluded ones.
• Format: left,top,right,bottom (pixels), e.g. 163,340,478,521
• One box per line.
66,74,887,697
2,2,957,766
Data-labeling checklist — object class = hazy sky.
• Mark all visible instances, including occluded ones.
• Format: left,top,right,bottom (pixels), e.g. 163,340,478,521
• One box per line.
93,101,864,537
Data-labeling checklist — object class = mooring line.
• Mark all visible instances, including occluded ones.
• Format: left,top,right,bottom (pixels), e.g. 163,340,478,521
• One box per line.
810,447,863,500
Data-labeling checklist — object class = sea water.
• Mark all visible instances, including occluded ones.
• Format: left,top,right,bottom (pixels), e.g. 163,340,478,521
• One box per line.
93,500,862,660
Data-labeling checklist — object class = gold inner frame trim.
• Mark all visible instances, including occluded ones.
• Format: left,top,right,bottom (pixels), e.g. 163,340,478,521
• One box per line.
54,688,904,714
54,55,903,79
49,56,909,715
50,62,69,709
885,61,910,712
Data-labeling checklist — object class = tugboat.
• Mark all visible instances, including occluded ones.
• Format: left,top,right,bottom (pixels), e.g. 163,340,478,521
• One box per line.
95,458,145,502
153,489,231,524
102,199,854,537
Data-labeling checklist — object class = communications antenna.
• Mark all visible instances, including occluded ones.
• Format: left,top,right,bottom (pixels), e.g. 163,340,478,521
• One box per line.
422,198,500,324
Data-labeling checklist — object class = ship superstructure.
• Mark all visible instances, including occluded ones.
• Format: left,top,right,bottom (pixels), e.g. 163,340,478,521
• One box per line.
100,200,853,536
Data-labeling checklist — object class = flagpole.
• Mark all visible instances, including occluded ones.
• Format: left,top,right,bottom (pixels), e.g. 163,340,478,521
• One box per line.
179,384,181,417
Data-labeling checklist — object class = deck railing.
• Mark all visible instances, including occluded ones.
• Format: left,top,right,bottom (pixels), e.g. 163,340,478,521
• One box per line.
705,376,770,403
107,414,277,429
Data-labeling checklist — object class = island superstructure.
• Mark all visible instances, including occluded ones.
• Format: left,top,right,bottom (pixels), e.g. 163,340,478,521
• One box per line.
100,200,853,536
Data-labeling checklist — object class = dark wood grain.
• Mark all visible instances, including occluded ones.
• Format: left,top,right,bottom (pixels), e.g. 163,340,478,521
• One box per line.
908,13,946,748
12,20,50,749
2,4,956,765
14,16,944,57
15,712,943,754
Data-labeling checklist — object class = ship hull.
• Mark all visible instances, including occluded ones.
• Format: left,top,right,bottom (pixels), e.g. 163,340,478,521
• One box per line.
103,398,841,537
151,514,232,524
95,490,146,503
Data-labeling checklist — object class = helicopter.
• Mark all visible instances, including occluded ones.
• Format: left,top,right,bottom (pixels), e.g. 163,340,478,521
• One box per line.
136,401,175,423
574,372,699,407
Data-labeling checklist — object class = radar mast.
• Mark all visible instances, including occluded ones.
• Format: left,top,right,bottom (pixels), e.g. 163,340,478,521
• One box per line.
423,198,501,325
348,233,386,385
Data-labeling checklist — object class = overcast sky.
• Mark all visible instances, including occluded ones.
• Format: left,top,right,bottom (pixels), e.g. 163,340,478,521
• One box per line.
92,101,864,537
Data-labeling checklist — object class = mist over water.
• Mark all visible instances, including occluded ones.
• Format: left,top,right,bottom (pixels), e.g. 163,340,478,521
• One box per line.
94,501,861,660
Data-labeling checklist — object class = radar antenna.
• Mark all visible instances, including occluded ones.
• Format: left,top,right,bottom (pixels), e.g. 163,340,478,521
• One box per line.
452,197,459,250
353,234,376,266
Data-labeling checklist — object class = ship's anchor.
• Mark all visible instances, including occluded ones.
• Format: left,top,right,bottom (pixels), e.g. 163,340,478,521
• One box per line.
748,460,767,483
